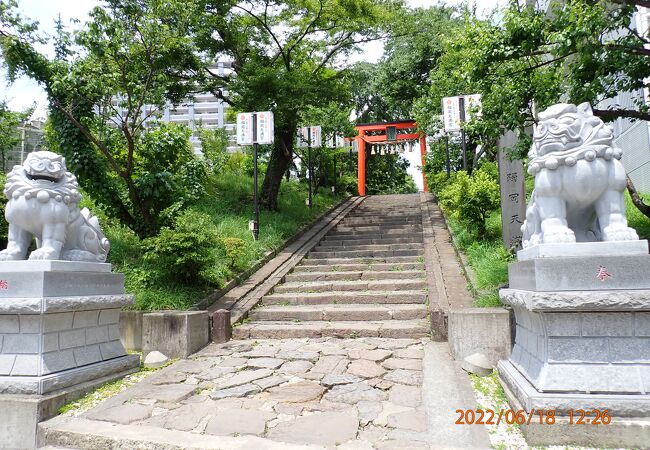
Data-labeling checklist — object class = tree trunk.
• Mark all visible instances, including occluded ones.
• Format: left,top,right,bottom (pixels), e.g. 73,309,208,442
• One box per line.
260,123,296,210
627,175,650,219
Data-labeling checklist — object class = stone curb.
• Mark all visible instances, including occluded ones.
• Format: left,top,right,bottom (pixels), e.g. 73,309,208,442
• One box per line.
418,192,448,341
209,196,365,326
430,193,480,292
426,193,513,363
38,416,327,450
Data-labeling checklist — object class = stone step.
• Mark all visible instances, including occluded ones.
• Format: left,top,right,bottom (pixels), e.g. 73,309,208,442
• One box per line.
262,290,427,305
233,319,430,339
249,304,428,322
323,232,422,242
293,262,425,272
308,248,422,259
350,212,420,218
273,278,427,294
334,225,423,233
284,269,425,282
303,256,423,265
319,236,423,246
314,243,422,252
341,218,422,226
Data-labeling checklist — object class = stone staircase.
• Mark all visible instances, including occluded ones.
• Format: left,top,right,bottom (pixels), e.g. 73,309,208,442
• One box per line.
233,194,430,339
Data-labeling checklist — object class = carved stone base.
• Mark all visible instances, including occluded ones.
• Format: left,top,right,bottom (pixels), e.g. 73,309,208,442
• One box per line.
0,265,137,395
499,287,650,415
517,240,648,261
499,361,650,447
500,288,650,397
498,359,650,417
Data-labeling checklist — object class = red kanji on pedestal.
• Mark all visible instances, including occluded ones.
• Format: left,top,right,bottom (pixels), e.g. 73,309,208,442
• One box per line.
596,266,612,281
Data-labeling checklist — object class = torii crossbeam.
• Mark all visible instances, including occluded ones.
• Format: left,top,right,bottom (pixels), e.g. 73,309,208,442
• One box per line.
354,120,428,196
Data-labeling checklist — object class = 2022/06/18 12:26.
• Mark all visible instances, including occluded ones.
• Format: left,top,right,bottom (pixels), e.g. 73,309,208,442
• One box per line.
454,409,612,425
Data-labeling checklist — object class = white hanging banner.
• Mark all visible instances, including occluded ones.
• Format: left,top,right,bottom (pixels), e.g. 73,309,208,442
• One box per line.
442,94,482,132
237,111,274,145
237,113,254,145
297,125,322,148
256,111,274,145
333,133,346,149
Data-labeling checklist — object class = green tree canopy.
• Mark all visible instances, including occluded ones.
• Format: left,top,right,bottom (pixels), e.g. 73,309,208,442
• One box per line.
0,101,34,172
350,5,460,123
1,0,206,238
190,0,402,210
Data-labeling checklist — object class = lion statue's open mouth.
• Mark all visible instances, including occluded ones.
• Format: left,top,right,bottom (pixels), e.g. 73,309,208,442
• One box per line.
0,150,110,262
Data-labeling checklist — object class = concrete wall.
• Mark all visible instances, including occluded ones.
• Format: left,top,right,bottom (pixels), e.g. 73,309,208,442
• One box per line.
448,308,513,366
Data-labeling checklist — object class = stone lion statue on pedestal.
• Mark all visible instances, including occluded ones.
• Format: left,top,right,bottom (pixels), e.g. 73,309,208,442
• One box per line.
522,102,639,248
0,151,109,262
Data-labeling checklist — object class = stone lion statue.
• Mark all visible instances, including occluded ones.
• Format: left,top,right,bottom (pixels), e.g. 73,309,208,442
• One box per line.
522,102,639,248
0,151,110,262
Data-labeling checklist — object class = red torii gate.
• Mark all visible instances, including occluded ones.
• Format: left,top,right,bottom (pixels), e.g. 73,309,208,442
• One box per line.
355,120,428,196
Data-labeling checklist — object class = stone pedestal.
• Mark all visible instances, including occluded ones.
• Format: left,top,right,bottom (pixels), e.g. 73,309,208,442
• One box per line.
499,288,650,415
499,243,650,446
0,261,139,449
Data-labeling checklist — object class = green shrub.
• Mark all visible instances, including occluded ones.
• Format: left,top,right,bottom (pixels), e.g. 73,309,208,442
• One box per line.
142,210,220,285
198,127,230,172
222,236,246,270
427,170,456,195
438,166,500,238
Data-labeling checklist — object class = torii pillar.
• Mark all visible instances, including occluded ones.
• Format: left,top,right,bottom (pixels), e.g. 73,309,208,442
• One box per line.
356,131,366,196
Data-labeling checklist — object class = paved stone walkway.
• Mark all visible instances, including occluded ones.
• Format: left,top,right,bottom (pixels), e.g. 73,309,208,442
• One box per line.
80,338,427,447
45,338,488,449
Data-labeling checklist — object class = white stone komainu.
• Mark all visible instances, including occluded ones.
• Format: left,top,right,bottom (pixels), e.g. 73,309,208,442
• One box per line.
500,103,650,428
521,102,639,248
0,151,109,262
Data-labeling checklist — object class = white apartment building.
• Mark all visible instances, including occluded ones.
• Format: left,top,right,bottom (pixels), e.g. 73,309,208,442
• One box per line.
113,61,237,153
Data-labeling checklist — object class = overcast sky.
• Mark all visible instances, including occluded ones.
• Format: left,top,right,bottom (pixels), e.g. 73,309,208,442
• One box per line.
1,0,505,117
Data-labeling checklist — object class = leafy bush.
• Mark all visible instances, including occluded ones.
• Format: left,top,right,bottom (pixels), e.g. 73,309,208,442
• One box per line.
199,127,230,172
222,236,246,270
437,164,500,238
427,170,456,195
142,209,220,285
225,152,247,174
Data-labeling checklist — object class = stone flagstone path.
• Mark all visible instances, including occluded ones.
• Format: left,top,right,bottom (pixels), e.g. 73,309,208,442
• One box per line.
40,195,490,449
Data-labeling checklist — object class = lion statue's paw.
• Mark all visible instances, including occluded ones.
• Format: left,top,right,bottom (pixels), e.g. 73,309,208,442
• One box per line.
603,226,640,242
28,247,60,260
543,228,576,244
0,249,24,261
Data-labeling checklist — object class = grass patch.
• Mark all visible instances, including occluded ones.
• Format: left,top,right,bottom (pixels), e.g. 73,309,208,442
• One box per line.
58,356,175,416
627,191,650,239
106,173,340,311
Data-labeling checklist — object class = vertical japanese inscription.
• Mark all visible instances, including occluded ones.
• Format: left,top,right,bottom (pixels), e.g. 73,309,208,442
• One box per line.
498,131,526,250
